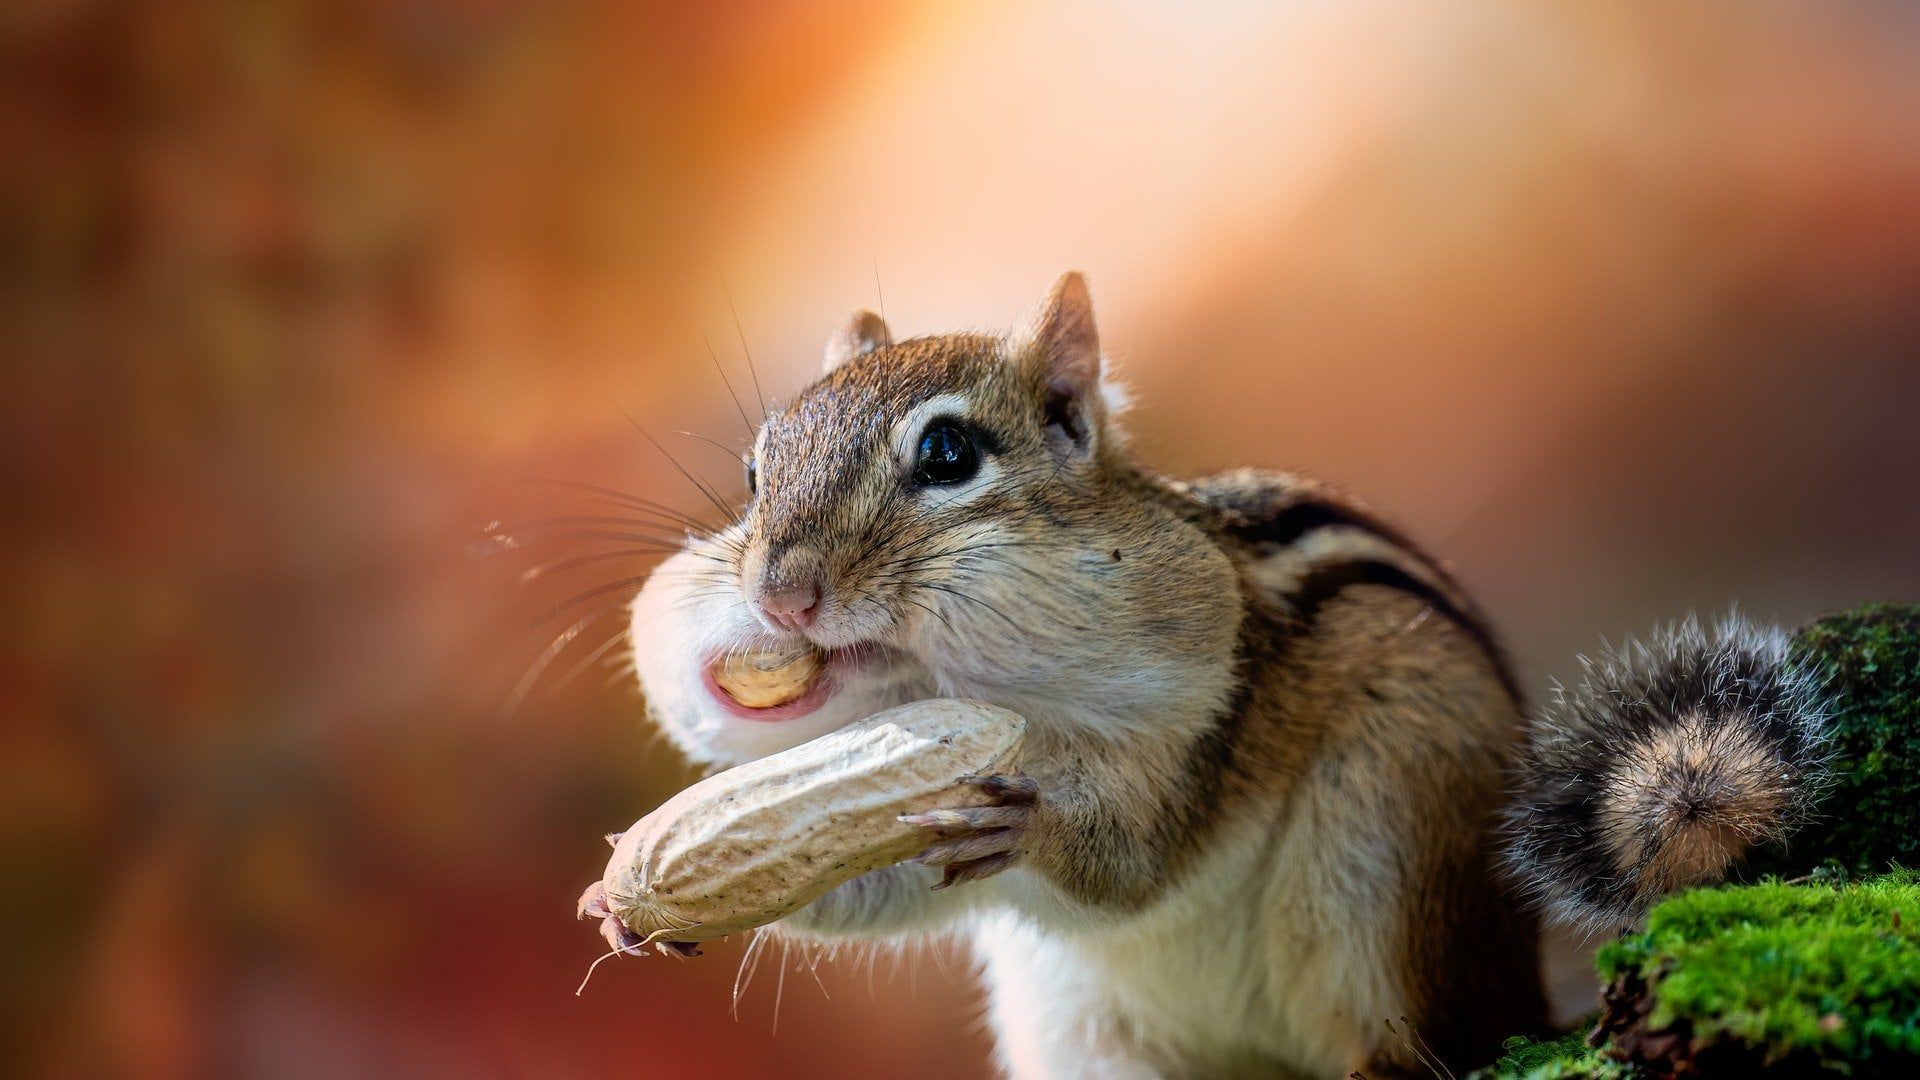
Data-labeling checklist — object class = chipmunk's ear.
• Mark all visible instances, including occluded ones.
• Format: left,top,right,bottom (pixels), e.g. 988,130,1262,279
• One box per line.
822,310,891,373
1012,271,1108,448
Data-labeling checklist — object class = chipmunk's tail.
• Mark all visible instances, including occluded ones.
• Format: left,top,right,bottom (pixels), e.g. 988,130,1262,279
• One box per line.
1503,614,1835,933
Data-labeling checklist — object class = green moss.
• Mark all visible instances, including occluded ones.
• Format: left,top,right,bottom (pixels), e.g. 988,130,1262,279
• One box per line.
1595,874,1920,1070
1751,604,1920,879
1473,1032,1628,1079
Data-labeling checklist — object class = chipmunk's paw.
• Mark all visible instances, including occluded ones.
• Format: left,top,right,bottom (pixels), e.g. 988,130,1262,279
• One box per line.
901,773,1040,890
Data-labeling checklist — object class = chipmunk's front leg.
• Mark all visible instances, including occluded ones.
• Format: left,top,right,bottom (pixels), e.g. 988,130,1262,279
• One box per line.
904,732,1199,912
903,773,1039,888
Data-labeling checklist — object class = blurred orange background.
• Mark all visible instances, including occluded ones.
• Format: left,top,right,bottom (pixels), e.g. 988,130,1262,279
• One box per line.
6,1,1920,1077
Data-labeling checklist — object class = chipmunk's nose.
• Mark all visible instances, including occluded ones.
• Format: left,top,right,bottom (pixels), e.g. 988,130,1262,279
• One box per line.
758,580,821,631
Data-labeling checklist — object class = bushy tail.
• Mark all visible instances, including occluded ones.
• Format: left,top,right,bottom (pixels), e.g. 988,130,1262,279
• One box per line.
1503,615,1834,933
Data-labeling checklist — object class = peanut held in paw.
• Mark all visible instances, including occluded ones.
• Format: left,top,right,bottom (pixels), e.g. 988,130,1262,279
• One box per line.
580,698,1025,948
708,647,822,709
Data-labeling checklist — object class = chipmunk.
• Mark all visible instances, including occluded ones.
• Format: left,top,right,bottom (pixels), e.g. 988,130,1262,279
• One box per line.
623,272,1544,1078
614,274,1842,1078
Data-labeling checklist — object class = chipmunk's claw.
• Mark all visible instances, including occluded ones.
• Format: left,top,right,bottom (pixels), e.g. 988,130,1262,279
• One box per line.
603,920,648,956
577,880,613,921
902,771,1037,889
966,772,1040,804
933,851,1018,889
898,805,1027,830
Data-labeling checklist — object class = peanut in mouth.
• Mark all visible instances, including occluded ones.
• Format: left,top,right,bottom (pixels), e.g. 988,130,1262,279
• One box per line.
708,647,823,709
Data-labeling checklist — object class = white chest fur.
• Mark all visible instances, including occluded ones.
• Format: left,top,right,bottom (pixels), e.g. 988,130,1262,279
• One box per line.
966,813,1401,1080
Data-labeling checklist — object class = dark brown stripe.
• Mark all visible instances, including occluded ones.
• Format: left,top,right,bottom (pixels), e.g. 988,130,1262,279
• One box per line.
1169,488,1525,887
1287,559,1520,704
1164,600,1282,870
1175,555,1520,834
1218,495,1518,707
1231,498,1418,552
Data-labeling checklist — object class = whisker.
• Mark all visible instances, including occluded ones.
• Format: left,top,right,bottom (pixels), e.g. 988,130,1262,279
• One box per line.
510,534,698,557
497,515,701,538
617,404,741,523
500,610,605,721
876,549,1060,595
898,595,956,634
838,522,898,584
512,530,724,554
511,476,721,535
917,582,1020,629
676,430,747,461
704,332,757,438
538,575,657,625
876,539,1043,573
717,269,768,420
648,568,736,589
521,547,677,583
551,623,633,694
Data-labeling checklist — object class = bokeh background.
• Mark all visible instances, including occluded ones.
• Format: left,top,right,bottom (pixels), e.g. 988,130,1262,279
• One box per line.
7,0,1920,1076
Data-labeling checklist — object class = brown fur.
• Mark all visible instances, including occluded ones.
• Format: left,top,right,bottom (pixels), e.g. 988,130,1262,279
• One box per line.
725,274,1544,1076
1180,476,1548,1070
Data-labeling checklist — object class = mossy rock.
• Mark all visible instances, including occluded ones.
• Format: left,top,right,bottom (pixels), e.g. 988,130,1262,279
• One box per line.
1589,874,1920,1076
1474,1031,1629,1079
1746,603,1920,880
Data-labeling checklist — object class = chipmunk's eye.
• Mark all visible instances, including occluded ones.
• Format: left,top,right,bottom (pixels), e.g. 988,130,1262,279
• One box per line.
912,419,979,487
744,455,758,495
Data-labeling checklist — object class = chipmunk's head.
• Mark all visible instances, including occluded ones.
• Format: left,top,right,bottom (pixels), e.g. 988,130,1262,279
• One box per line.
729,272,1180,685
635,272,1236,755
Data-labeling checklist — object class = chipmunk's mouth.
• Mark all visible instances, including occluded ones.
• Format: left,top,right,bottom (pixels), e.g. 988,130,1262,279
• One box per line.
700,644,885,721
